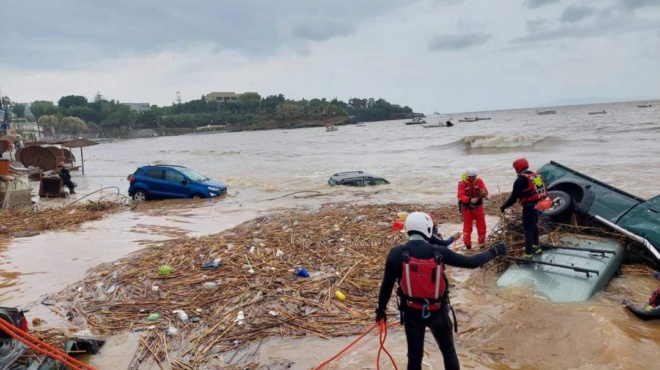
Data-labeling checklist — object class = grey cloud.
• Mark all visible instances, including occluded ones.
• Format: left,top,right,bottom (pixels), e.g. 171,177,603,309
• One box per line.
515,3,660,43
514,19,659,43
527,18,550,33
524,0,560,8
291,21,355,42
1,0,420,70
561,6,595,23
428,32,491,51
620,0,660,9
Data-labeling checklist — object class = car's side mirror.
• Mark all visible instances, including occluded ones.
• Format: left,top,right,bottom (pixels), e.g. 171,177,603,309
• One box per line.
181,179,188,185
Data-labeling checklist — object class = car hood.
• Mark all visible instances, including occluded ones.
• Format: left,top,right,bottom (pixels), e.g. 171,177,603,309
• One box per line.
200,179,227,188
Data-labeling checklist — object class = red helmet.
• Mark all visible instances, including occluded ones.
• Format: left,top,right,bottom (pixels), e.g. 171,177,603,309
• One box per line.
513,158,529,173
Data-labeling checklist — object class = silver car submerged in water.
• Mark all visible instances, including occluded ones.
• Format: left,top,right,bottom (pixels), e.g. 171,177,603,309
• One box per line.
328,171,390,187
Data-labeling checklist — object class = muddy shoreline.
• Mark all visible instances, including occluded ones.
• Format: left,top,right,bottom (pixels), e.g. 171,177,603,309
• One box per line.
4,198,659,370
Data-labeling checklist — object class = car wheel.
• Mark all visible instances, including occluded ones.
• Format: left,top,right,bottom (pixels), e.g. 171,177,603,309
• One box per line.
192,193,205,199
133,190,148,201
543,190,573,220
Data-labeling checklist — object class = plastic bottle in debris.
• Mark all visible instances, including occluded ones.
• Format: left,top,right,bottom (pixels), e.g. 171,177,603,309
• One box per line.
202,259,222,270
172,310,189,323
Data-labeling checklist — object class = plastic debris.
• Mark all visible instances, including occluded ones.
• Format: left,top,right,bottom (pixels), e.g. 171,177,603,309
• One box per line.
236,310,245,325
147,313,160,321
202,259,222,270
276,249,284,258
295,268,310,278
158,265,173,275
202,282,218,290
168,326,178,336
173,310,189,323
334,290,347,301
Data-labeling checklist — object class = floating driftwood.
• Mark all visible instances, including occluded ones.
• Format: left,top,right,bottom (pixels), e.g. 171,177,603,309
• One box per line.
39,198,655,369
0,201,125,237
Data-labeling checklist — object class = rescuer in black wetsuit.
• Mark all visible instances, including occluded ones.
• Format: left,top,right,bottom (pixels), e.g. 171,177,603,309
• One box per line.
500,157,548,259
376,212,507,370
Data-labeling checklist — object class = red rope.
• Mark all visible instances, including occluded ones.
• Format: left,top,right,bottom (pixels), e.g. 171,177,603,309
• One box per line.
376,320,398,370
314,320,400,370
0,319,97,370
313,322,378,369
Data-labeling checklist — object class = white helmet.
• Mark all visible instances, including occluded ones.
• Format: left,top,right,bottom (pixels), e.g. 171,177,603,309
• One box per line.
404,212,434,239
466,167,478,177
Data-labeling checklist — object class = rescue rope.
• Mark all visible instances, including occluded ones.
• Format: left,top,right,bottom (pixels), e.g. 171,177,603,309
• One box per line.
376,320,398,370
313,321,399,370
0,319,97,370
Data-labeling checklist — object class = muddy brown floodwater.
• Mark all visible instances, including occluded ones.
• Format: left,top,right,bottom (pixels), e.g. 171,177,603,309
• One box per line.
2,201,659,369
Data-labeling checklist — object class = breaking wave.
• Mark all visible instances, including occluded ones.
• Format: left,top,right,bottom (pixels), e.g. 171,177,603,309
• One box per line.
463,135,549,148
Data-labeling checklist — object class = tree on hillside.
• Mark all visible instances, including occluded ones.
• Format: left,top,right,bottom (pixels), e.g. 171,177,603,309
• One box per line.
30,101,59,118
238,92,262,114
350,98,370,109
61,116,88,134
38,115,60,135
67,105,102,123
58,95,88,110
12,103,26,118
261,94,286,114
100,101,136,131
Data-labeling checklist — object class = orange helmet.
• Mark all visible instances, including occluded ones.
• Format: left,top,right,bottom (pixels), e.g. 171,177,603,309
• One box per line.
513,158,529,173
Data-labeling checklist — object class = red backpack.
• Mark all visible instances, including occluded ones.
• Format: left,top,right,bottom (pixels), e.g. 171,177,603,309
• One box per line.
399,248,447,313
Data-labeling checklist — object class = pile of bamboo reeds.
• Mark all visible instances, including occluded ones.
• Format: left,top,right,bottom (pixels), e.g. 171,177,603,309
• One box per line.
0,200,125,238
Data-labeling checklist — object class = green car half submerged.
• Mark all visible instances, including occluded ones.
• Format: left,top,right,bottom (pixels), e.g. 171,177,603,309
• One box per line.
538,161,660,260
498,161,660,302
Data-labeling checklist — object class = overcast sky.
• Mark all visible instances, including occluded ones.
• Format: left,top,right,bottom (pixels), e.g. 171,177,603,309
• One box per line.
1,0,659,114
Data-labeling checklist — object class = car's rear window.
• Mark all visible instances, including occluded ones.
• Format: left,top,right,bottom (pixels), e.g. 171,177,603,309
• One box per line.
145,169,164,179
165,170,185,182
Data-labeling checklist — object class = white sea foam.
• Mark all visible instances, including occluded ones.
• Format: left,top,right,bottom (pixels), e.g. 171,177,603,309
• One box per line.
463,135,547,149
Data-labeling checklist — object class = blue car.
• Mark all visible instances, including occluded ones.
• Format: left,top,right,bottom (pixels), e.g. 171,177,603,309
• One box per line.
128,165,227,201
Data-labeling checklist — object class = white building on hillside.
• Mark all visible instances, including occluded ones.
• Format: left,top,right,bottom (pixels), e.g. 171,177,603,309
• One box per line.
204,92,239,103
123,103,151,113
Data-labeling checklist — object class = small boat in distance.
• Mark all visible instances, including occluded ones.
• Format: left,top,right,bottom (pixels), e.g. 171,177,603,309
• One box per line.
422,124,444,128
476,117,491,121
537,110,556,115
405,117,426,125
637,104,652,108
458,117,478,122
325,125,338,132
588,110,607,115
356,123,366,127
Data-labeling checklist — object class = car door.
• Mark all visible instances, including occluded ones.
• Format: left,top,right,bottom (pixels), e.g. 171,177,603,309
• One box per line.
162,169,189,198
143,169,166,197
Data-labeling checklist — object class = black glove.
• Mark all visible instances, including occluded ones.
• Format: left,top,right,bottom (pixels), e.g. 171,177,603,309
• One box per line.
375,308,386,323
499,206,506,213
490,242,508,258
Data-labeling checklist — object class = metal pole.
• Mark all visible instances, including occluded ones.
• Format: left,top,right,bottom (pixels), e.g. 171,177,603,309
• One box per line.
80,147,84,175
594,215,660,260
